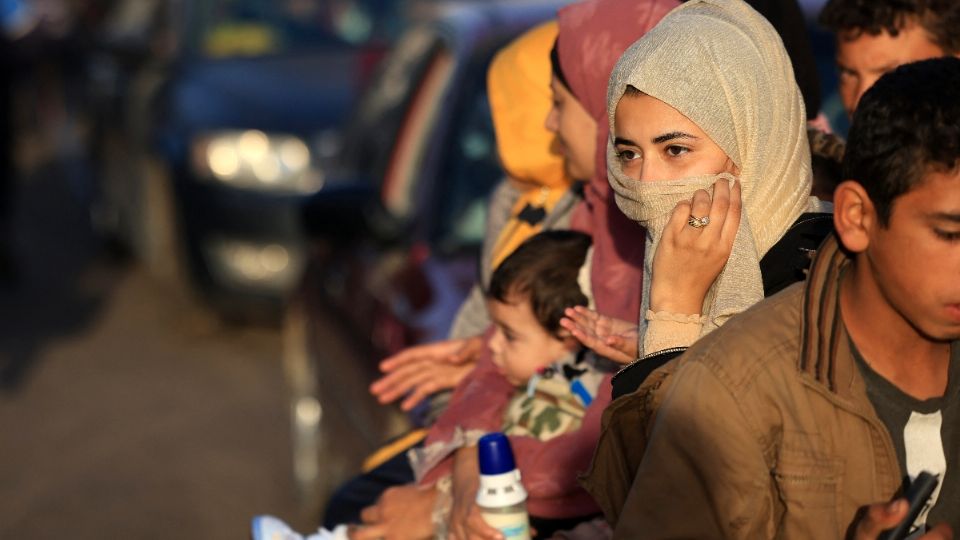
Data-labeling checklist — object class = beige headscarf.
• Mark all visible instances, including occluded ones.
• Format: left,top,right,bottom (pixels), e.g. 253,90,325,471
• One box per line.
606,0,822,347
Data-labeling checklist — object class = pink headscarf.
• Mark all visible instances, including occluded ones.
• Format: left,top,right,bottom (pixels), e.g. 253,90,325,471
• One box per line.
558,0,679,323
418,2,681,518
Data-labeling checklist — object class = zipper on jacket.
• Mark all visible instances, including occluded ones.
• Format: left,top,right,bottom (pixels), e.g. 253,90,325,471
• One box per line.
611,347,688,384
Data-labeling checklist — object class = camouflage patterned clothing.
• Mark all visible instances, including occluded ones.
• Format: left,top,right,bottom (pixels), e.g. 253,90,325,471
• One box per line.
411,350,609,539
501,351,606,440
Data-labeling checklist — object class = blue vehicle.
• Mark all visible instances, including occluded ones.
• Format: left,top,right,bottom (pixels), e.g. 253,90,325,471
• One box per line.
90,0,401,320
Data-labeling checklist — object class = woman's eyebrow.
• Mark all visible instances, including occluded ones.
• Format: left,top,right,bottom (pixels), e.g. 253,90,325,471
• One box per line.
928,211,960,223
652,131,697,144
614,132,698,146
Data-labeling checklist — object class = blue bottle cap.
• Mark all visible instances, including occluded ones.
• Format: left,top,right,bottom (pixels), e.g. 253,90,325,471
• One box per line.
477,432,516,475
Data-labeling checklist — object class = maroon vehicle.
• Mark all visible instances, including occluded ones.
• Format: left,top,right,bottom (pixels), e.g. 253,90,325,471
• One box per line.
281,0,568,510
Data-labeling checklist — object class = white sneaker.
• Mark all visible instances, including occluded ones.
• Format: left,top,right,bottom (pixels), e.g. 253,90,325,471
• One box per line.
251,515,304,540
251,515,350,540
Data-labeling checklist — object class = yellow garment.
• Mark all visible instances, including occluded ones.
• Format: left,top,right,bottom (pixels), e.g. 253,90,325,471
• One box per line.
361,428,428,473
487,21,572,270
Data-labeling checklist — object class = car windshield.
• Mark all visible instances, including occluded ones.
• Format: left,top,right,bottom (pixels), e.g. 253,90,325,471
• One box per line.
185,0,401,58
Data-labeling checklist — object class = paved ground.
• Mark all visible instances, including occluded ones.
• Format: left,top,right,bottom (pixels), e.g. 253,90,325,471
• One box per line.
0,142,314,537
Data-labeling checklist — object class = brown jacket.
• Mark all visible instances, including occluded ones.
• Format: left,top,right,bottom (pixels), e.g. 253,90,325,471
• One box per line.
582,235,906,538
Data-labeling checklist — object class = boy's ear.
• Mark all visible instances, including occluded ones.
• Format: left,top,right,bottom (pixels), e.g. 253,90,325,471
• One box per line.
556,328,581,350
833,180,874,253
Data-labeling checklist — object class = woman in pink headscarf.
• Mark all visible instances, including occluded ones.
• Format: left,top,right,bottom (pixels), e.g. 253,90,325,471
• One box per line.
550,0,673,327
349,2,677,539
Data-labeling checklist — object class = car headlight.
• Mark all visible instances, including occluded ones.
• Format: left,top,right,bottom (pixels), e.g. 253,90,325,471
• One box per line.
191,130,325,194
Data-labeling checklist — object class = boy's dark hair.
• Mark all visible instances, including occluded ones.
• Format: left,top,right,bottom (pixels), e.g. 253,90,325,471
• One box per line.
487,230,591,336
843,57,960,225
819,0,960,54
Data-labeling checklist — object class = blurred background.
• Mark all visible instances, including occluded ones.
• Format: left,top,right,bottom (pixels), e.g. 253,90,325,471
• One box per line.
0,0,836,537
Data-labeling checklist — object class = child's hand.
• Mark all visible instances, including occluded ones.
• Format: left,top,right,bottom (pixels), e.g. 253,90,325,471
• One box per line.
370,336,483,410
560,306,638,364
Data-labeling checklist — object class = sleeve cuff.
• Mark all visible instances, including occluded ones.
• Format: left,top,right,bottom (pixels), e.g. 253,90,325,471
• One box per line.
643,310,703,353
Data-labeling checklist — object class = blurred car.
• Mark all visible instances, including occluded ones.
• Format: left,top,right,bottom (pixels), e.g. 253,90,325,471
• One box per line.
281,0,568,510
87,0,404,320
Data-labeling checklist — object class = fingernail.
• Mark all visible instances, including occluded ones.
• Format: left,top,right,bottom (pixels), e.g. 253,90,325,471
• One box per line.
888,499,905,514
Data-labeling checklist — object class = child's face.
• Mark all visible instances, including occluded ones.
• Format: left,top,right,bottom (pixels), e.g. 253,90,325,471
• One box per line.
487,296,576,386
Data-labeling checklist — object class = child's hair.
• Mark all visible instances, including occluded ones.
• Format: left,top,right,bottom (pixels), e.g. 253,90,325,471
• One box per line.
843,57,960,225
487,230,592,336
819,0,960,55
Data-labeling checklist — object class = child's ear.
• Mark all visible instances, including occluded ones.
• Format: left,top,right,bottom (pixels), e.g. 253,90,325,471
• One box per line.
556,329,581,351
833,180,874,253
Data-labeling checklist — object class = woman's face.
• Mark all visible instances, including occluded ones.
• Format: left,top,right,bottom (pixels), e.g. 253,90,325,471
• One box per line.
613,92,738,182
545,76,598,181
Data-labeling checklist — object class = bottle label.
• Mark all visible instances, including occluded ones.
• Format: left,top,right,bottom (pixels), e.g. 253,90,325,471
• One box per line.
480,511,531,540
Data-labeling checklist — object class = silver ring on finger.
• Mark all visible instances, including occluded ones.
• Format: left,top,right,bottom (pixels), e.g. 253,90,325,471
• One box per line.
687,215,710,228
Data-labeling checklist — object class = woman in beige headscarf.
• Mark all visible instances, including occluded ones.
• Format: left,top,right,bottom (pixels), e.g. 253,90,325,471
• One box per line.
561,0,833,394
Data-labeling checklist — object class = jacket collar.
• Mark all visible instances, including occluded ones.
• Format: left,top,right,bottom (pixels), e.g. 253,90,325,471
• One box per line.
798,234,864,400
798,234,905,498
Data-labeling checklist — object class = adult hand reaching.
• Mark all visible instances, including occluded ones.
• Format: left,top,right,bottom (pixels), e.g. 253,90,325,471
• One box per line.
649,178,742,315
559,306,638,364
370,336,484,411
448,447,503,540
851,499,952,540
353,484,438,540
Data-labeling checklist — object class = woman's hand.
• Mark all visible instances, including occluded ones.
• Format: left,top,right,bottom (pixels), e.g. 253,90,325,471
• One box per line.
448,447,503,540
354,484,438,540
559,306,638,363
649,178,742,315
370,336,484,411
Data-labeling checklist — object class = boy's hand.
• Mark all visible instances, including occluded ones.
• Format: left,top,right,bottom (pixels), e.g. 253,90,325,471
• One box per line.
852,499,953,540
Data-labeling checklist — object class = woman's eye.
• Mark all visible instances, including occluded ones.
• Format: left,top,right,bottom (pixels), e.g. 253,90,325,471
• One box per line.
935,229,960,242
617,149,640,162
665,145,689,157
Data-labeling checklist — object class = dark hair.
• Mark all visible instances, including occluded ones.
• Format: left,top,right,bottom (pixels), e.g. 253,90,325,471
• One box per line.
550,38,572,94
487,230,591,336
843,57,960,225
819,0,960,54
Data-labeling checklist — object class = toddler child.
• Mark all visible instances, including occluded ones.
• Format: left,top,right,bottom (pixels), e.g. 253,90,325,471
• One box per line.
253,230,608,540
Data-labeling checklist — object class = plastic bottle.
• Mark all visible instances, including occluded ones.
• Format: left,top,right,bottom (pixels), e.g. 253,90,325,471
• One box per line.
476,432,531,540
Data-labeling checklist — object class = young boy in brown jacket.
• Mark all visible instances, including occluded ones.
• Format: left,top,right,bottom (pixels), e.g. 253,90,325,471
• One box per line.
584,57,960,539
